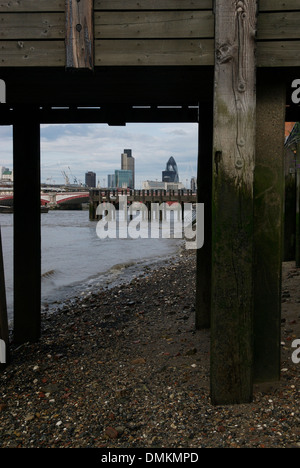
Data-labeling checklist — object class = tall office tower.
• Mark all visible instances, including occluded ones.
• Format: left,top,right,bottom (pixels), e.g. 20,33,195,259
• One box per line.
115,170,133,189
108,174,115,188
190,176,197,192
85,171,96,188
162,157,179,183
121,149,135,189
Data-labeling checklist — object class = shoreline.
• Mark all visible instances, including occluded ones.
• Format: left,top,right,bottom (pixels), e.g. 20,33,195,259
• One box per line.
0,250,299,448
40,240,186,321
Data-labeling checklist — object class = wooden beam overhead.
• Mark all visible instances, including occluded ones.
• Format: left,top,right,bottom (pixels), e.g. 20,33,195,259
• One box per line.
65,0,94,70
0,105,199,125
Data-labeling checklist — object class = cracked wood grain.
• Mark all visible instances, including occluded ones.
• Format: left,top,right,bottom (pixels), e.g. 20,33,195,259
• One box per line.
211,0,258,406
214,0,257,189
65,0,94,70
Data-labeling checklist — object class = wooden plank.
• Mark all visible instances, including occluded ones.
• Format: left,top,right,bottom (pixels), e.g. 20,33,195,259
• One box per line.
94,11,214,39
253,79,286,383
257,41,300,67
257,12,300,40
2,0,300,13
211,0,257,405
94,0,213,10
0,11,214,40
0,13,65,39
259,0,300,11
13,107,41,344
0,41,65,66
4,11,300,43
0,225,9,369
0,0,65,12
1,39,300,68
95,39,214,66
0,0,213,11
65,0,94,70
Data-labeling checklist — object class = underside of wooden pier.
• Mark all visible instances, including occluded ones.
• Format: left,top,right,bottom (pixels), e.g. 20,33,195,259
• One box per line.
1,0,300,405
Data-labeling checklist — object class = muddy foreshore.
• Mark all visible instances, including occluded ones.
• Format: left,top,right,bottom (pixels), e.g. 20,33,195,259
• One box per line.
0,250,299,448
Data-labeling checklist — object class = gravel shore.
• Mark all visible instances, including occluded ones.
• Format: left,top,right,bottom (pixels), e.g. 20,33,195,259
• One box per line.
0,250,299,448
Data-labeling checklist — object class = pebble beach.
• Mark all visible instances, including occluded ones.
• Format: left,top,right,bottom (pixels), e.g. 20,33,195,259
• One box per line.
0,249,299,448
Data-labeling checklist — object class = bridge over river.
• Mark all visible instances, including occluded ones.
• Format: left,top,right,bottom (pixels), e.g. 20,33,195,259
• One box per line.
0,189,196,212
0,190,90,209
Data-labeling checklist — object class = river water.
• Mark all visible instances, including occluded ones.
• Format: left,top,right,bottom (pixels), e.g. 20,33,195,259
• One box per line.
0,210,183,322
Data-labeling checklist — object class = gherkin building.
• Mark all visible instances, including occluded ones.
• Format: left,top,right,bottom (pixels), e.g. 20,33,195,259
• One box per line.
162,157,179,183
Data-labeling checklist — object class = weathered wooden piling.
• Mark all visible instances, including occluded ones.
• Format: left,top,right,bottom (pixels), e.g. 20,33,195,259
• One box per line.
211,0,257,405
65,0,94,70
196,106,213,330
13,107,41,344
0,226,9,369
253,77,286,383
296,142,300,268
284,156,297,262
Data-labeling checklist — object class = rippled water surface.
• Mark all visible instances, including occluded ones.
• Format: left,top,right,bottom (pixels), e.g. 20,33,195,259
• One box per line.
0,210,182,320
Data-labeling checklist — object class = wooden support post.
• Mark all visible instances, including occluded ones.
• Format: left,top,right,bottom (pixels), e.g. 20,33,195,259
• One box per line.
284,157,296,262
65,0,94,70
296,143,300,268
13,107,41,344
253,78,286,383
196,106,213,330
0,226,9,369
211,0,257,405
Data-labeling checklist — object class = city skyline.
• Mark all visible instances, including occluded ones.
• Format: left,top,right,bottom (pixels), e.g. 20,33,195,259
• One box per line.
0,123,198,189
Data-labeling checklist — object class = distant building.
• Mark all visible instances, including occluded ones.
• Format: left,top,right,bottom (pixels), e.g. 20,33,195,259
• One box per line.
115,170,133,189
0,166,9,179
121,149,135,189
1,169,13,182
142,180,185,191
190,177,197,192
85,171,96,188
162,157,179,183
107,174,115,188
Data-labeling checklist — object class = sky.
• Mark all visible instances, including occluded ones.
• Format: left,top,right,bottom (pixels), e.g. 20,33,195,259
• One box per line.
0,122,198,189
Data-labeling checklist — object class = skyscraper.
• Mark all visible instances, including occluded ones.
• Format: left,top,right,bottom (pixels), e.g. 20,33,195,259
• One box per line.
121,149,135,189
162,157,179,183
108,174,115,188
191,176,197,192
85,171,96,188
115,170,133,189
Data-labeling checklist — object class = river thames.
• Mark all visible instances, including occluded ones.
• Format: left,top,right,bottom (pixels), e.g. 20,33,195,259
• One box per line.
0,210,182,321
